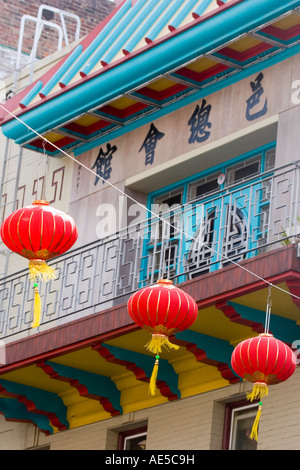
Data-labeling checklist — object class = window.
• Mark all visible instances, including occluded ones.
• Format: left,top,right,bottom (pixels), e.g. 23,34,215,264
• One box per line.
223,400,259,450
226,155,261,185
187,172,220,201
117,426,147,450
144,143,276,282
152,189,183,239
146,189,183,282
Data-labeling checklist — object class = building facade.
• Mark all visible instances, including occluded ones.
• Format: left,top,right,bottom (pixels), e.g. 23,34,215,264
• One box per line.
0,0,300,450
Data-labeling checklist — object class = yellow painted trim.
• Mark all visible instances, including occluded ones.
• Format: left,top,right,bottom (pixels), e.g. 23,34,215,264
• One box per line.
109,96,138,110
146,77,180,92
228,36,262,53
272,12,300,31
74,115,101,127
186,56,222,73
44,131,66,143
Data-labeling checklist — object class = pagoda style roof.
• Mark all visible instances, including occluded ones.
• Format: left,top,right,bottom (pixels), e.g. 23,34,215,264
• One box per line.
1,0,300,156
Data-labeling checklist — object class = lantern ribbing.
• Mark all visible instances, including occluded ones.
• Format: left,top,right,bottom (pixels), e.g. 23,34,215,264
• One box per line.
127,279,198,395
1,200,78,327
231,333,296,441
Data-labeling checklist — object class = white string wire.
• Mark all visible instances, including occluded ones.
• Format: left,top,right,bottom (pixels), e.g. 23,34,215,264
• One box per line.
264,285,272,334
1,102,300,303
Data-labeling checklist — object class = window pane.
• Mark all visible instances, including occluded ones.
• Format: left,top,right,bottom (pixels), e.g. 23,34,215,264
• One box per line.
233,161,260,182
265,148,276,170
124,433,147,450
226,156,261,185
188,173,220,201
230,407,258,450
153,190,183,209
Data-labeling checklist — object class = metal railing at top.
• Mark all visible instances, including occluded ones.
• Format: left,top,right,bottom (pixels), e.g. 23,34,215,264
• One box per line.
0,161,300,340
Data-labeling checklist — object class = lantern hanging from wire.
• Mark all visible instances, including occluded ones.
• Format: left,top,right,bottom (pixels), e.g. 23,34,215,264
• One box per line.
0,200,78,328
127,279,198,395
231,287,296,441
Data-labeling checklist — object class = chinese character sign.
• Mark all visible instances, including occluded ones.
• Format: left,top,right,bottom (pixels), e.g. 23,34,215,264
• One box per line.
246,72,268,121
188,99,212,144
139,123,165,165
92,143,117,185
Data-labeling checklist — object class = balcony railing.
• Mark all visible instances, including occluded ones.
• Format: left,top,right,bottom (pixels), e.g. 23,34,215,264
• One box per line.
0,161,300,340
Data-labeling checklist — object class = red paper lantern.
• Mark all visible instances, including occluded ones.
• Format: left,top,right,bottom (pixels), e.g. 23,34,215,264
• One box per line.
127,279,198,394
0,200,78,327
0,200,78,267
231,333,296,440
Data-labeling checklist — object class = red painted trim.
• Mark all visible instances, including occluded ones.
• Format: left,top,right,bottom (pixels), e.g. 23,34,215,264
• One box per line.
175,63,229,83
286,279,300,309
181,244,300,309
37,361,121,416
117,425,147,450
135,82,188,101
64,119,111,135
0,246,298,376
0,319,139,375
0,384,67,430
217,41,273,62
100,101,148,118
93,343,178,401
222,398,258,449
29,135,76,151
215,301,265,333
193,270,300,310
0,412,50,436
262,24,300,41
173,337,240,384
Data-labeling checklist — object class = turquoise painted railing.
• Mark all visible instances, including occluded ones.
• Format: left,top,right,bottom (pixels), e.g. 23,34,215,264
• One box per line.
0,161,299,339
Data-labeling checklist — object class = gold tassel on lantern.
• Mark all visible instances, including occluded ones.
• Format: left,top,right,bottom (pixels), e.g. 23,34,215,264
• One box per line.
29,261,56,329
145,333,179,355
146,334,180,396
247,381,269,401
149,355,160,396
249,402,262,441
32,282,42,329
29,259,56,282
247,382,268,442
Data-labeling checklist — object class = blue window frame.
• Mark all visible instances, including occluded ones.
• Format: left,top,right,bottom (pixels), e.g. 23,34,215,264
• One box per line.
142,142,276,284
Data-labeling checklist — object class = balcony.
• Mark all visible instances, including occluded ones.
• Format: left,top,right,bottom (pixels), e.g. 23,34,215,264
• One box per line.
0,161,300,340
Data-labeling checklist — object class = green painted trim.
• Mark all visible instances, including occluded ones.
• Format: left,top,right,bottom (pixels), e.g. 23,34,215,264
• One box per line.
102,342,180,398
0,378,68,429
146,141,276,203
175,330,234,365
228,301,300,343
0,397,53,434
44,361,122,415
